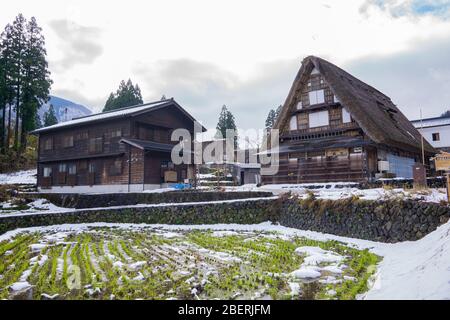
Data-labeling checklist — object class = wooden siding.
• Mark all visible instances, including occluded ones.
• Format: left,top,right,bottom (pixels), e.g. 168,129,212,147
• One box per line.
38,118,131,163
262,151,367,184
37,105,196,189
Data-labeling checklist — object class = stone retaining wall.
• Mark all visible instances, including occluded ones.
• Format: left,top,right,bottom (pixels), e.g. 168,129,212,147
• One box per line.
24,191,274,209
0,198,277,235
279,197,450,243
2,196,449,243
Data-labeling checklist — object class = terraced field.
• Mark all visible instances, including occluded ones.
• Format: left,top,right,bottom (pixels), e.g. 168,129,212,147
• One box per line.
0,226,379,300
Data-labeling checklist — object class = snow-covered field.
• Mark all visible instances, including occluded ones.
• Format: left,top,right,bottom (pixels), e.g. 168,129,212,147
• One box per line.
0,220,449,300
0,169,37,185
0,223,378,300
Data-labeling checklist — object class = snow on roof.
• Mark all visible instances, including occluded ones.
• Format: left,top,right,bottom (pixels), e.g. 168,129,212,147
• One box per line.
33,99,172,133
411,116,450,129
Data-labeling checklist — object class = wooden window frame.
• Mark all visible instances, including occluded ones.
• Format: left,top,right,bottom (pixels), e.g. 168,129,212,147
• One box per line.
88,137,103,154
432,133,440,141
43,138,53,151
309,89,325,106
43,166,52,177
109,159,123,176
68,163,77,175
63,135,74,148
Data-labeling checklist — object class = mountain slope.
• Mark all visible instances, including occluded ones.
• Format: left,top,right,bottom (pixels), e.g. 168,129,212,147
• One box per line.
39,96,92,123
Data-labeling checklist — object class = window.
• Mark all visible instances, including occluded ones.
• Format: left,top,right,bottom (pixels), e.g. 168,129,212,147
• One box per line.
75,131,88,141
68,164,77,175
309,110,329,128
78,161,88,171
88,163,96,173
289,115,298,131
58,164,67,173
308,89,325,105
63,135,74,148
43,138,53,151
111,129,122,138
89,137,103,153
109,159,123,176
432,133,440,141
43,167,52,177
334,95,340,103
311,68,320,75
296,101,303,110
342,108,352,123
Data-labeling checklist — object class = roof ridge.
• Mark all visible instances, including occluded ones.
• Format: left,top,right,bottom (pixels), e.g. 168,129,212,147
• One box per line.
72,98,173,121
310,56,390,100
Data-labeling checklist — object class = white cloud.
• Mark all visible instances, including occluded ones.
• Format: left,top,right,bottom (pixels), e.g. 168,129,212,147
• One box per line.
1,0,450,129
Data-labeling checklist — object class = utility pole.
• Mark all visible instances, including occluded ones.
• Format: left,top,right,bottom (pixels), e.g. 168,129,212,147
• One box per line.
420,108,425,165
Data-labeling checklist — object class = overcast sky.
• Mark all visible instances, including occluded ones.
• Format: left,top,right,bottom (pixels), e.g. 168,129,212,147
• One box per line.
1,0,450,132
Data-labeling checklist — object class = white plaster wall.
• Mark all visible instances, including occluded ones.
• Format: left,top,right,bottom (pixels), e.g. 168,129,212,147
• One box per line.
417,125,450,149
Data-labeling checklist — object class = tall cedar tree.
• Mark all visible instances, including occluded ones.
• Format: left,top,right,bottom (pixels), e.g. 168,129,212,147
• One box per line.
103,79,143,112
0,24,15,151
43,104,57,126
0,14,51,152
215,105,238,149
20,17,51,148
10,14,27,150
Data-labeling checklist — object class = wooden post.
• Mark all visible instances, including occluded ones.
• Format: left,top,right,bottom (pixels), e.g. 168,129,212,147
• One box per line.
446,173,450,202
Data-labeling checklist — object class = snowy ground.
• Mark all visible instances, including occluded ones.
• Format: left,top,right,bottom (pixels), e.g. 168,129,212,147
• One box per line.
224,183,448,203
0,169,37,185
0,198,72,215
0,169,445,203
0,220,449,299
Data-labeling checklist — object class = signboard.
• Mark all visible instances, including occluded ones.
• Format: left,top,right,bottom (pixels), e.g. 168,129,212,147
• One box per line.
326,148,349,157
432,152,450,171
164,170,178,183
432,152,450,201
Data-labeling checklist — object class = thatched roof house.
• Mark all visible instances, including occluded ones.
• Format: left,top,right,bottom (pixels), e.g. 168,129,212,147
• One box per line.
263,56,435,184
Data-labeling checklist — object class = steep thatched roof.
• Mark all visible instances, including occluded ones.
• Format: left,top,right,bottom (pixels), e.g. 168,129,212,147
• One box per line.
274,56,435,154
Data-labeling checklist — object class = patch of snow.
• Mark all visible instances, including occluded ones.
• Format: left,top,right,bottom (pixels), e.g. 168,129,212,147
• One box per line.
9,281,32,291
142,188,176,193
295,246,344,266
211,231,239,237
30,244,47,253
291,266,322,279
0,169,36,185
128,261,147,271
288,282,301,296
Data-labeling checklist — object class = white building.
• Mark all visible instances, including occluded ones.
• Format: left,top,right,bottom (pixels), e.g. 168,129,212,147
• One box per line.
411,116,450,152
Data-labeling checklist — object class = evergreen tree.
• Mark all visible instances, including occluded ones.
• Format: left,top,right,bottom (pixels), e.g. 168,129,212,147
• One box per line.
0,14,51,152
43,104,57,126
0,23,15,152
103,79,143,112
440,110,450,118
0,24,13,153
265,109,277,129
215,105,238,149
10,14,27,150
20,17,52,148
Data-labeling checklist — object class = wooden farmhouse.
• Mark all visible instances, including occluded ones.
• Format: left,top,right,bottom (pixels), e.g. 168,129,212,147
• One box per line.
262,56,436,184
33,98,205,193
